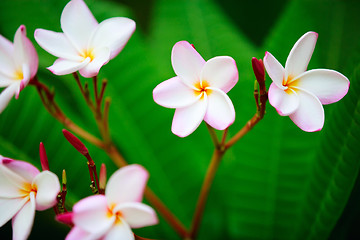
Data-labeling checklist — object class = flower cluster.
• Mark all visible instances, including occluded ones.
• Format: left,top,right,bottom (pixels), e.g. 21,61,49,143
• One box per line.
0,0,352,238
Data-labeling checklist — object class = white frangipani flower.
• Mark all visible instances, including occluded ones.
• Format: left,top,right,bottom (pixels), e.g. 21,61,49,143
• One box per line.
264,31,349,132
66,164,158,240
0,25,38,113
0,156,60,240
153,41,238,137
34,0,135,78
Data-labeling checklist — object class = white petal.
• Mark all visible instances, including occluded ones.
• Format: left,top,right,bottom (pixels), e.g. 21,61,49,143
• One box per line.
171,41,206,87
153,76,199,108
78,47,110,78
0,83,18,113
13,25,38,79
289,89,324,132
66,227,95,240
0,197,28,227
34,29,82,61
200,56,238,93
48,58,90,76
1,158,39,183
0,34,16,77
103,221,134,240
90,17,135,60
295,69,350,104
12,192,36,240
114,202,158,229
0,159,29,198
268,83,299,116
73,195,114,234
172,95,208,137
0,74,13,87
204,88,235,130
106,165,148,205
61,0,98,51
15,63,31,99
263,51,285,89
33,171,60,210
285,32,318,79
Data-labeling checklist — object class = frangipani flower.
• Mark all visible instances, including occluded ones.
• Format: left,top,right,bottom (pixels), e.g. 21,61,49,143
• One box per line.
34,0,135,78
0,25,38,113
264,31,349,132
66,164,158,240
0,156,60,240
153,41,238,137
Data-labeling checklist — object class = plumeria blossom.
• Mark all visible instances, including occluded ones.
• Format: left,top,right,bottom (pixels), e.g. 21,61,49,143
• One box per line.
34,0,135,78
264,31,349,132
0,155,60,240
66,164,158,240
0,25,38,113
153,41,238,137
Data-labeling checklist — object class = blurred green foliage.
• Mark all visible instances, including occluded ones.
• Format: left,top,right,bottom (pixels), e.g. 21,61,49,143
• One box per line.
0,0,359,239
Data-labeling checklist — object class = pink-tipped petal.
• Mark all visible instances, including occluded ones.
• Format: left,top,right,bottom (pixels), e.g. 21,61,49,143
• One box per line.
263,51,285,89
268,83,299,116
33,171,60,211
73,195,114,234
171,41,206,87
0,83,18,113
106,165,148,205
204,88,235,130
153,76,199,108
200,56,238,93
103,221,134,240
1,158,39,183
78,47,110,78
12,192,36,240
295,69,350,104
90,17,135,60
0,160,30,198
48,58,90,76
66,227,94,240
0,35,16,77
285,32,318,79
34,29,82,61
13,25,38,79
61,0,98,51
115,202,158,229
0,198,28,227
172,96,208,137
289,89,324,132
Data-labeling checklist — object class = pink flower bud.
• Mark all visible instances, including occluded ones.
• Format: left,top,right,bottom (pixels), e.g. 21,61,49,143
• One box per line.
39,142,50,171
62,129,89,156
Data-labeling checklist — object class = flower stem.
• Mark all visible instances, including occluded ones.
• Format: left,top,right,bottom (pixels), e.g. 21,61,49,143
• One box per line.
189,148,225,239
225,112,263,149
33,76,189,237
205,123,220,148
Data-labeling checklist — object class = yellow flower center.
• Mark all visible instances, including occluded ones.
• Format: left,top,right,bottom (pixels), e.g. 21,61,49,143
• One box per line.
194,80,212,99
107,204,123,225
19,182,37,197
81,49,95,61
283,75,299,94
14,70,24,81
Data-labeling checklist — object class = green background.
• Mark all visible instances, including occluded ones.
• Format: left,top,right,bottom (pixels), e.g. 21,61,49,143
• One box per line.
0,0,360,239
